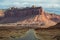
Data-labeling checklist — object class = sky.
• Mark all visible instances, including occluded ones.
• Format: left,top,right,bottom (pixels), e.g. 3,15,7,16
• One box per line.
0,0,60,9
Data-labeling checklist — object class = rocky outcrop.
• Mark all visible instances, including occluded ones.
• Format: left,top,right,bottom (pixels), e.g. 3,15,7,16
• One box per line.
0,7,60,28
49,23,60,28
0,10,5,20
0,10,4,17
46,13,60,23
2,7,60,23
4,7,41,17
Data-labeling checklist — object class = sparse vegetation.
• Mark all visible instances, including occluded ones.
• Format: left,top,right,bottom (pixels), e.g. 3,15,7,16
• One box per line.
35,29,60,40
0,29,29,40
0,28,60,40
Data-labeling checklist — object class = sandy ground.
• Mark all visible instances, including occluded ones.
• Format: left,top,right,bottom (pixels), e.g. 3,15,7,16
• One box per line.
35,29,60,40
0,28,60,40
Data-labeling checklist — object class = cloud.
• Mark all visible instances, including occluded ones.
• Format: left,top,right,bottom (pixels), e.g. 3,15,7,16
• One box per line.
0,0,60,9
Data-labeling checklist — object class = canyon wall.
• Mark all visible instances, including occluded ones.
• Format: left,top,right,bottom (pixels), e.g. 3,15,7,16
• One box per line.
0,7,60,28
4,7,41,17
0,7,60,24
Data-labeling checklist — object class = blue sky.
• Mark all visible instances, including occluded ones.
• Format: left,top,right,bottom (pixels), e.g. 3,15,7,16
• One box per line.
0,0,60,9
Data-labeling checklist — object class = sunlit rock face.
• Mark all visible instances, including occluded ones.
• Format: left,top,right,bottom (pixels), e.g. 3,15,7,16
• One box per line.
49,23,60,28
45,13,60,23
0,6,60,28
4,7,48,22
4,6,60,23
0,10,4,17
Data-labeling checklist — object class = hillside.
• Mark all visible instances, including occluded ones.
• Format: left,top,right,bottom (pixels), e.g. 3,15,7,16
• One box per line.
0,7,60,28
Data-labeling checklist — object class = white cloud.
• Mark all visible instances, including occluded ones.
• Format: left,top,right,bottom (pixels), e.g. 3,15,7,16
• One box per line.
0,0,60,8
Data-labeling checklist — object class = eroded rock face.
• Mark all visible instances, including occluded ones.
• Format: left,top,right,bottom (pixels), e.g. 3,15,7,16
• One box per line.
49,23,60,28
3,7,60,23
0,7,60,28
0,10,4,17
46,13,60,23
4,7,41,17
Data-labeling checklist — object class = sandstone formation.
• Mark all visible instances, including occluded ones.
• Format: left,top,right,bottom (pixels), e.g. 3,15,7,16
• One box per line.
0,6,60,28
49,23,60,28
0,10,4,17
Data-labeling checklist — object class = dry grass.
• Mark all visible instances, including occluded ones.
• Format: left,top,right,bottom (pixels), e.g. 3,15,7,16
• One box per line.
0,29,29,40
35,29,60,40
